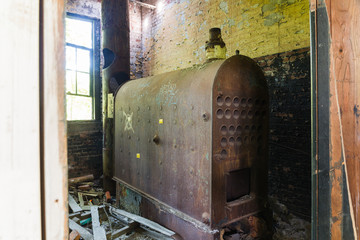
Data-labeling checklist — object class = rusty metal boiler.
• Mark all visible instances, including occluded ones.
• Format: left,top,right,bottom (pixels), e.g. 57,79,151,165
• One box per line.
113,48,269,239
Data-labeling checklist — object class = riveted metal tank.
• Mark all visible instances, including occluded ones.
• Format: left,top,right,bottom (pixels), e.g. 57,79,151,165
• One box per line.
113,54,268,239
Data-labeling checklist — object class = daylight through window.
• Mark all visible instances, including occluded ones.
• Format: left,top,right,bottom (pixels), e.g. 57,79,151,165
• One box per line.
65,16,94,120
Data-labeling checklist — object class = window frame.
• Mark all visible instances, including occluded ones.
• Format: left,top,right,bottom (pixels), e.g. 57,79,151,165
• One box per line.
65,12,101,122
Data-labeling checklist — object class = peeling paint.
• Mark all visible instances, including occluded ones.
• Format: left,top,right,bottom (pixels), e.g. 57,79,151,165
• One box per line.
264,12,284,26
156,82,178,106
228,18,236,27
195,10,203,16
141,0,310,76
262,3,276,13
198,20,207,31
219,1,229,14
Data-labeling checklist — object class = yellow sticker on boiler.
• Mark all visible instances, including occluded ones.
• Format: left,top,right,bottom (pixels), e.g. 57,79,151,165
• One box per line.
136,153,141,159
159,119,164,124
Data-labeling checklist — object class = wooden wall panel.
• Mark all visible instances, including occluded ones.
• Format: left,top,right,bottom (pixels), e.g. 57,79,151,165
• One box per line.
0,1,42,239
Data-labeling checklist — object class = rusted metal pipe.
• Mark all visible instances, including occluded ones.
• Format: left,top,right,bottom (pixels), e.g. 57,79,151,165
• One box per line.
102,0,130,194
205,28,226,60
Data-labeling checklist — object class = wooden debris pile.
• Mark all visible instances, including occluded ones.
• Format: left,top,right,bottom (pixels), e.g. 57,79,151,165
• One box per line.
68,175,177,240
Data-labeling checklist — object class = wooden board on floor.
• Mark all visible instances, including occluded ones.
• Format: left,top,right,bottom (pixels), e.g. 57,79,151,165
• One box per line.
69,219,93,240
110,207,175,236
69,195,82,213
91,206,106,240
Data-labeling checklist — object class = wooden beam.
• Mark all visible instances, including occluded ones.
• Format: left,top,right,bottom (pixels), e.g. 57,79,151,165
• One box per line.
111,221,140,238
69,195,83,213
91,206,107,240
69,211,91,220
69,230,81,240
137,227,175,240
69,219,93,240
42,0,67,239
110,207,175,236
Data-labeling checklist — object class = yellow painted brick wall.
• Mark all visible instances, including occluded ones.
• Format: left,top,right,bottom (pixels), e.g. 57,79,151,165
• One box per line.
142,0,310,76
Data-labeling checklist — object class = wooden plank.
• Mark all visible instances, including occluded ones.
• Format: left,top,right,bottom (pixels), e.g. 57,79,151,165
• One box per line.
137,227,175,240
325,0,360,239
42,0,67,239
110,207,175,236
0,1,41,239
82,206,93,211
91,206,107,240
82,192,103,197
79,192,84,207
69,211,91,220
69,230,81,240
112,221,139,238
69,219,93,240
69,195,83,213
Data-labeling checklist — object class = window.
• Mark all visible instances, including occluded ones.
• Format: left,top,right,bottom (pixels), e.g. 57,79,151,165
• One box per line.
65,14,100,121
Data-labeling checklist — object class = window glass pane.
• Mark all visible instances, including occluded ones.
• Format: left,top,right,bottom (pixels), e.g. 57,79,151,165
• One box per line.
77,49,90,72
66,95,93,120
66,70,76,94
66,46,76,70
66,18,92,48
65,16,95,121
77,72,90,95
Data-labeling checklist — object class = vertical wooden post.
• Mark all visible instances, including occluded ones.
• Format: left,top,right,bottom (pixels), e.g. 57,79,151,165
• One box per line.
102,0,130,193
42,0,68,238
312,0,360,239
0,1,42,239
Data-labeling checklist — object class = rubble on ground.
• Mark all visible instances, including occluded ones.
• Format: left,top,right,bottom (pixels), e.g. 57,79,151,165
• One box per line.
269,197,311,240
68,174,174,240
220,197,310,240
68,176,310,240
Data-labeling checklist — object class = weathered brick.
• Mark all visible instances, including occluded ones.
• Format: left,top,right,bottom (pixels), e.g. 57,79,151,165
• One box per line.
141,0,310,76
68,131,103,178
255,47,311,220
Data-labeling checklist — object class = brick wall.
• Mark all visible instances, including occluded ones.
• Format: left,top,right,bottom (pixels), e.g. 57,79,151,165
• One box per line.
67,123,103,178
66,0,103,178
129,2,143,80
66,0,101,19
141,0,310,76
255,48,311,220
